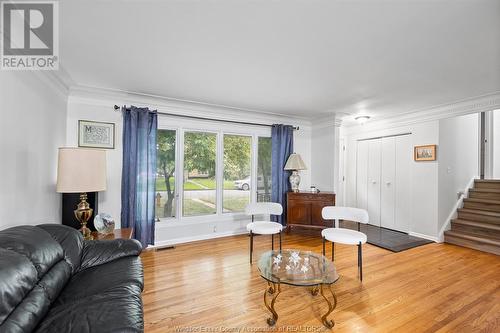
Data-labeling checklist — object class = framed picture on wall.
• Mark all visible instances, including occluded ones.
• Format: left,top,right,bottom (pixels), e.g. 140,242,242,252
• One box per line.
78,120,115,149
414,144,437,161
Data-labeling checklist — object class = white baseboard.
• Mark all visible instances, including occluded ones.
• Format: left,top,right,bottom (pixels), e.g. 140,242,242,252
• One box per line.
408,231,439,243
152,229,248,247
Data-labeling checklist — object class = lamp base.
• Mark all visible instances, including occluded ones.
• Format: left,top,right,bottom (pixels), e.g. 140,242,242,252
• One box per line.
289,170,301,192
79,225,93,240
74,193,94,240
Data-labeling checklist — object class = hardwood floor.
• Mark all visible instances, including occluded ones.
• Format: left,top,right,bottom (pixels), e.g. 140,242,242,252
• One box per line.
141,232,500,332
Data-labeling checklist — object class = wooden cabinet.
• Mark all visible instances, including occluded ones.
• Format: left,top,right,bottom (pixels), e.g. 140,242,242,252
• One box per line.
287,192,336,231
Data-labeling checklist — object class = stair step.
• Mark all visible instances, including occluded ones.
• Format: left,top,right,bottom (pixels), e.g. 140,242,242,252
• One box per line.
457,209,500,224
474,179,500,190
470,188,500,193
451,219,500,239
444,230,500,255
468,188,500,200
463,198,500,212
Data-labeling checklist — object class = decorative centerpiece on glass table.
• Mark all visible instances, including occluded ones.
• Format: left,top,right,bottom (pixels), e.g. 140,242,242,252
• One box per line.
257,249,339,328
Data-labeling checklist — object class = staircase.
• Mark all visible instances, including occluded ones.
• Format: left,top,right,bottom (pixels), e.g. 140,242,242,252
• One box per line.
444,179,500,255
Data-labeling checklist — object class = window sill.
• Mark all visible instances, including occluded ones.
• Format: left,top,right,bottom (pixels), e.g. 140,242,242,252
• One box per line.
155,213,249,228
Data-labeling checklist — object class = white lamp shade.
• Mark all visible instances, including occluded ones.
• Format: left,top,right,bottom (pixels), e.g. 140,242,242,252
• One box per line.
56,148,107,193
284,153,307,170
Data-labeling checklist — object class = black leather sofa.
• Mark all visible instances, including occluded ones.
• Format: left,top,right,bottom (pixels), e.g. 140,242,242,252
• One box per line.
0,224,144,333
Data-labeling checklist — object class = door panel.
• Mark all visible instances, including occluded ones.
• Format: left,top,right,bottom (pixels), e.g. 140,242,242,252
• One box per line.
288,202,311,225
311,201,330,226
381,137,396,229
356,141,369,211
395,135,412,232
367,139,382,226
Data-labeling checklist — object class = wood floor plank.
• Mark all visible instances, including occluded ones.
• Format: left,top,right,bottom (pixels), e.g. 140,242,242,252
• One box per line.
141,233,500,332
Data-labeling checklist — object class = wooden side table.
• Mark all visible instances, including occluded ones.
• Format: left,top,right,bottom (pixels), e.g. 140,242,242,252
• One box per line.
287,191,336,232
91,228,133,240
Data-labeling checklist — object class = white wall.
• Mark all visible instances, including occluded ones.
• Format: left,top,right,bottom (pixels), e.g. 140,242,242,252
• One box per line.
438,113,479,231
66,102,123,230
310,122,336,191
293,127,312,191
66,91,311,245
342,120,440,240
0,72,67,230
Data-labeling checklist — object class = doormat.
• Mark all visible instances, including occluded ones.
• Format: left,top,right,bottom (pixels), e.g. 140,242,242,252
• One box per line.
342,221,434,252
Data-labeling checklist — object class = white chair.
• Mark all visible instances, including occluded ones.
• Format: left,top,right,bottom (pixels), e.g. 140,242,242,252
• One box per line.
245,202,284,263
321,206,369,281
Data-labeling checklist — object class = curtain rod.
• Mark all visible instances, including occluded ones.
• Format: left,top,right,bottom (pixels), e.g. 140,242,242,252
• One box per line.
114,105,299,130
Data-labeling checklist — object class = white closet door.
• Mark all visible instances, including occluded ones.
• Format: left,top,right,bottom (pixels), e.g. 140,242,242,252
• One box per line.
367,139,382,226
394,135,412,232
381,137,396,229
356,140,369,211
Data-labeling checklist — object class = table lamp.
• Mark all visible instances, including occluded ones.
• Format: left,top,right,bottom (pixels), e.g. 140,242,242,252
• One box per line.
56,147,107,240
284,153,307,192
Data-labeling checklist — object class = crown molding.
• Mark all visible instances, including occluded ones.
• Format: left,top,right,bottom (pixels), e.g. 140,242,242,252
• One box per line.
68,85,313,129
30,63,74,99
311,114,343,129
341,91,500,135
334,116,343,128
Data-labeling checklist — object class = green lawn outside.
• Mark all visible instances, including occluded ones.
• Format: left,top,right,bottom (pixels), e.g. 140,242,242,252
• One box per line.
155,195,176,219
155,178,176,191
156,195,250,218
203,195,250,213
222,196,250,212
156,178,238,191
155,178,209,191
189,178,236,190
183,199,216,216
156,198,218,218
155,177,250,217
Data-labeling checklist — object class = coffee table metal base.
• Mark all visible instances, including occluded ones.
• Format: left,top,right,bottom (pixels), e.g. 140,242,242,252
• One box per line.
263,282,337,328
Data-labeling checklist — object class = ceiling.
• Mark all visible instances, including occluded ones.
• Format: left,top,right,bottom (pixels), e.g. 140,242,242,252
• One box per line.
60,0,500,120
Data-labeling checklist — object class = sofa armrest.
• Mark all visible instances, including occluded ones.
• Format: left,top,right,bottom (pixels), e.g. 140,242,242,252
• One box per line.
79,238,142,271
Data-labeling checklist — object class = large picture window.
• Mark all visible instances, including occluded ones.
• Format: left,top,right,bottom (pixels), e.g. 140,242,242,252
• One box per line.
155,124,271,221
257,137,272,202
223,134,252,213
183,131,217,216
156,129,176,219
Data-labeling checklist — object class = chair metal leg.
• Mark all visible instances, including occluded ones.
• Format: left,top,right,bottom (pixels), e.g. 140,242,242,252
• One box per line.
358,242,363,281
322,237,326,257
331,242,335,262
279,231,282,251
250,231,254,264
271,234,274,250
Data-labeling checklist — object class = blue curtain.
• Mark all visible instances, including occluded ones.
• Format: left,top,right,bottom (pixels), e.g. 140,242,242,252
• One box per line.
271,124,294,226
121,106,158,248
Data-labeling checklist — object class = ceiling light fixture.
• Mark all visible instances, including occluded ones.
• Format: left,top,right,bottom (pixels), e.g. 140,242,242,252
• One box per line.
354,115,370,124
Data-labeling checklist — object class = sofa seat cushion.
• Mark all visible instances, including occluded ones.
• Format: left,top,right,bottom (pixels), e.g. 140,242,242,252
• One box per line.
52,256,143,306
34,285,143,333
35,256,144,333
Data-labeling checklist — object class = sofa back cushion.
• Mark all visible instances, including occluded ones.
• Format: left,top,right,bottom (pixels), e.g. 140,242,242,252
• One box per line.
0,226,74,333
37,224,83,274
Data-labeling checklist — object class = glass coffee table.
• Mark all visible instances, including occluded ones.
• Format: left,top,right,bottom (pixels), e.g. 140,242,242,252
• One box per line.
257,249,340,328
